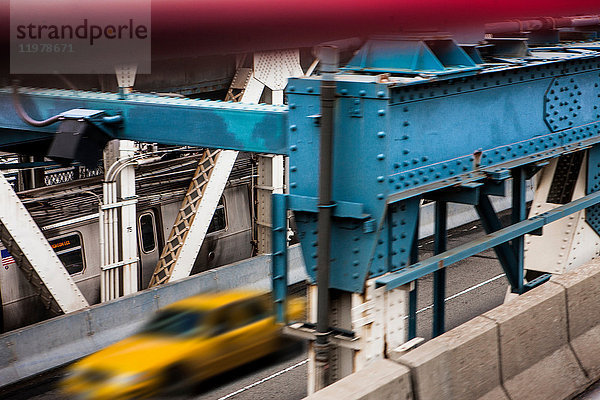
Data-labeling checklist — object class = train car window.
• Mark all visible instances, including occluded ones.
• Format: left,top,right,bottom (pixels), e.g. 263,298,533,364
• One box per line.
49,233,85,275
139,213,157,253
207,198,226,233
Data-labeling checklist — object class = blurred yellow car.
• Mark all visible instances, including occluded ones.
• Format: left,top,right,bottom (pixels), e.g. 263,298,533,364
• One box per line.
61,290,305,399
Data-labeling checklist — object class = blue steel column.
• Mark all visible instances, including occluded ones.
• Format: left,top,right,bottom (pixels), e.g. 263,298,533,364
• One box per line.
475,194,520,290
432,201,447,337
511,168,526,293
408,205,419,340
272,193,288,323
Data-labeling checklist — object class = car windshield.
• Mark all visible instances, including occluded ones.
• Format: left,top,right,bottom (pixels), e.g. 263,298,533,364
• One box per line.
139,309,206,337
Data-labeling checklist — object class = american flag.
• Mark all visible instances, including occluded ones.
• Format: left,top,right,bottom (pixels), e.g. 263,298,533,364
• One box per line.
1,249,15,268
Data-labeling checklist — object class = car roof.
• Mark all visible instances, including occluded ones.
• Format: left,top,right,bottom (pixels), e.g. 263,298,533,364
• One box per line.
164,290,267,312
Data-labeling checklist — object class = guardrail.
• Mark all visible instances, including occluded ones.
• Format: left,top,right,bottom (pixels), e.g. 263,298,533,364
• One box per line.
0,245,307,388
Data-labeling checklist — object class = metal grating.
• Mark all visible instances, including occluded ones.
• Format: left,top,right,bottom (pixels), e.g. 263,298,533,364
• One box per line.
44,164,103,186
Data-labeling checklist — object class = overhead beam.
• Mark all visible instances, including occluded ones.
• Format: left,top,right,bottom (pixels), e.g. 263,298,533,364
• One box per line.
0,88,288,154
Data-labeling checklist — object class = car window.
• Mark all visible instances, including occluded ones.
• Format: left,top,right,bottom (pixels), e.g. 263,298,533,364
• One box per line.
139,309,205,337
210,306,231,336
230,298,270,329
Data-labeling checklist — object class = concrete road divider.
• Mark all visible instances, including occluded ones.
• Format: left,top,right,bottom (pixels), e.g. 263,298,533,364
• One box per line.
305,359,413,400
305,257,600,400
482,280,588,400
392,316,508,400
551,259,600,383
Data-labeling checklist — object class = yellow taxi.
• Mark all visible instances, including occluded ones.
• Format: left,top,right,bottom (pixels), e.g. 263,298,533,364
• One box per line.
61,290,305,399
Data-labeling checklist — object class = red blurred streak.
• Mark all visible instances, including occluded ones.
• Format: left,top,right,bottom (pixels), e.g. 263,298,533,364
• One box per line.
1,0,600,57
486,16,600,34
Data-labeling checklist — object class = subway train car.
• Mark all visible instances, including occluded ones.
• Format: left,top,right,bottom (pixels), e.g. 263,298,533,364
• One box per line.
0,151,255,332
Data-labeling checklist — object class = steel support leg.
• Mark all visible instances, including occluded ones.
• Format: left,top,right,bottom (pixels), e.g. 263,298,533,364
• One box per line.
408,204,419,340
512,168,526,293
475,194,520,290
432,201,447,338
272,193,288,323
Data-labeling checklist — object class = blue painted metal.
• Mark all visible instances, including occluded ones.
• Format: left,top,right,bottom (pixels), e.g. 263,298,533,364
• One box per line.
287,195,368,219
587,144,600,235
544,75,600,132
287,43,600,293
475,193,522,290
376,189,600,290
0,88,288,154
432,201,447,337
343,36,481,75
272,193,288,323
511,167,527,294
523,273,552,291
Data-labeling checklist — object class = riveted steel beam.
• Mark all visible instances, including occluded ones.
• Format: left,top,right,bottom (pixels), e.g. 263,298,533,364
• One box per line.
0,88,288,154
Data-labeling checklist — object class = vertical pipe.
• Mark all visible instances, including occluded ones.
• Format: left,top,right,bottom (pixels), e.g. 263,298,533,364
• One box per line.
108,182,115,300
101,182,108,302
110,181,121,299
408,203,420,340
432,201,447,338
99,203,105,302
112,182,119,298
314,44,338,391
106,183,113,300
512,167,526,294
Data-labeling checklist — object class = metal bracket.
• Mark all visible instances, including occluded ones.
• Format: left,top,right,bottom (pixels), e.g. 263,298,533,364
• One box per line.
523,273,552,292
287,194,369,219
486,168,511,181
425,184,480,205
283,322,361,350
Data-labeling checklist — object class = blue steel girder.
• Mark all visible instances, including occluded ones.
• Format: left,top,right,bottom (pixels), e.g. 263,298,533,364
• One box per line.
0,88,288,154
287,46,600,293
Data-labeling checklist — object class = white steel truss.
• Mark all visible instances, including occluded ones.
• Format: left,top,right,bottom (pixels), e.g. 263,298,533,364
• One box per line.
0,171,89,313
525,153,600,274
149,148,238,286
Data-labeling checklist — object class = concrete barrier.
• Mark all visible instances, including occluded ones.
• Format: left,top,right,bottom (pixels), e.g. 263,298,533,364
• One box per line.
551,260,600,383
392,316,507,400
305,256,600,400
0,245,307,388
482,281,588,400
305,359,413,400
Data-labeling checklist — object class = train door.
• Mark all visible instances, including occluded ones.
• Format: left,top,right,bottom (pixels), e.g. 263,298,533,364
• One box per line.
137,209,162,290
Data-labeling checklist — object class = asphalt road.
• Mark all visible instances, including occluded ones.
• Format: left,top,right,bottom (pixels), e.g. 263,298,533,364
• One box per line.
1,220,509,400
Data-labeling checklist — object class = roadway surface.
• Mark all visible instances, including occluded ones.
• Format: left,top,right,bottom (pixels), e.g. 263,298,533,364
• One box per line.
1,219,510,400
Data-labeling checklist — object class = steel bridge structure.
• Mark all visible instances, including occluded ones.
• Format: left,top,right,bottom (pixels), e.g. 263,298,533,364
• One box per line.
4,19,600,390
